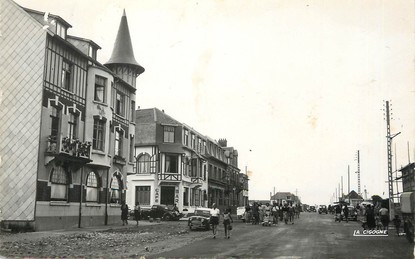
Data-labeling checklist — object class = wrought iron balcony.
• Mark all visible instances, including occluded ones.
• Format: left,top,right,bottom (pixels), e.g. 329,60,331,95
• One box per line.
46,135,92,159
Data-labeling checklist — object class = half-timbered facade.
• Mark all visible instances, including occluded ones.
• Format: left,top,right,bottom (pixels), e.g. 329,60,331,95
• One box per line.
0,0,143,231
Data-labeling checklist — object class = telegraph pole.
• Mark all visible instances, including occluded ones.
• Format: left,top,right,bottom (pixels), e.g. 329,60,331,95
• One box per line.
356,150,361,196
385,101,401,203
348,165,350,194
384,101,401,220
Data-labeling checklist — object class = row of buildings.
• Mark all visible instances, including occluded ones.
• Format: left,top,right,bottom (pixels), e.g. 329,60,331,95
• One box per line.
129,108,248,213
0,0,248,231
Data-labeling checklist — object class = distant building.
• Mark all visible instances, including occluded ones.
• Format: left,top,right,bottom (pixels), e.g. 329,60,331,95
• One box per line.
270,192,300,205
343,190,364,206
0,0,143,231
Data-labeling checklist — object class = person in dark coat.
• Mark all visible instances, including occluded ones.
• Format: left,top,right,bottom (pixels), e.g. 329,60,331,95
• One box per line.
335,204,342,222
366,205,376,230
121,202,129,226
343,205,349,223
134,202,141,226
252,202,259,225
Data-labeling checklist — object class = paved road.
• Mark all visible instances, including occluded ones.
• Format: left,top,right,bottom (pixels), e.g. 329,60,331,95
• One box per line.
152,212,414,258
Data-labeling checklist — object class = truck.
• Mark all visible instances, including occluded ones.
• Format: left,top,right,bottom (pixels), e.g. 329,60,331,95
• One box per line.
400,192,414,243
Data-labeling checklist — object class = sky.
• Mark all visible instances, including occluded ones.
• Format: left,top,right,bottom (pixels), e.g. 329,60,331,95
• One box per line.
17,0,415,206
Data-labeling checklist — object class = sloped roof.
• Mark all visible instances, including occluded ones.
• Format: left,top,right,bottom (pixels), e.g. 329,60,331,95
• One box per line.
105,10,144,74
136,108,181,125
344,190,363,200
271,192,295,200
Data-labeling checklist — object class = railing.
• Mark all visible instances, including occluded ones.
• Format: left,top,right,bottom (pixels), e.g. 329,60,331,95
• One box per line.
158,172,182,181
47,135,91,159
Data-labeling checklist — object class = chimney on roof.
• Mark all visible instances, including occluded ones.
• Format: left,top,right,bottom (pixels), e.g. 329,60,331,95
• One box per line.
218,138,227,147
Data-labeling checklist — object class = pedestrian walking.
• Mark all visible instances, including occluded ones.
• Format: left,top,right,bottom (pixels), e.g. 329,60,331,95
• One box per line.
272,203,279,225
134,202,141,226
335,204,342,222
393,215,402,236
379,206,389,231
365,205,376,230
223,208,233,239
252,202,259,225
288,204,294,224
343,205,349,223
210,203,220,238
259,203,265,222
282,203,289,224
244,205,251,224
121,202,129,226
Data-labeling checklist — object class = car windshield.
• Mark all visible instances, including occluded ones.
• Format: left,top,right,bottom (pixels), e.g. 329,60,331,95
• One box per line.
194,210,211,217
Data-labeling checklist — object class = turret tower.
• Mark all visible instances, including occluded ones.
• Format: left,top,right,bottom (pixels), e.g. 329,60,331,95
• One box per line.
105,9,144,87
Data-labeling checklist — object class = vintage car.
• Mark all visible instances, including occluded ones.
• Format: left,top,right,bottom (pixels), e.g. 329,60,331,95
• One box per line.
318,205,328,214
309,206,317,212
188,207,213,230
345,205,358,221
141,205,182,221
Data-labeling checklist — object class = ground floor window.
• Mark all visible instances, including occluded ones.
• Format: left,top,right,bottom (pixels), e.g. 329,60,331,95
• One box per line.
110,172,122,204
50,166,69,201
135,186,151,205
86,172,100,202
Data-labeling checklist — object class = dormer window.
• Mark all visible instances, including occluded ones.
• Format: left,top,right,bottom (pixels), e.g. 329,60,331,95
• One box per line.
88,45,97,59
56,22,66,39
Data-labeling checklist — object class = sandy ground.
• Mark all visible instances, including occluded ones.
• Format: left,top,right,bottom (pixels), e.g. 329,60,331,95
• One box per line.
0,221,208,258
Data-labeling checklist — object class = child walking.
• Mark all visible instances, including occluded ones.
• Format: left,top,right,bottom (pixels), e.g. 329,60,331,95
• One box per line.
223,208,233,239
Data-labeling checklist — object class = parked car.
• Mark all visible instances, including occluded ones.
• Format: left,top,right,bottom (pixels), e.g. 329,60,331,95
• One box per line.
309,206,317,212
188,207,212,230
142,205,182,221
128,206,151,220
179,207,196,221
318,205,328,214
346,205,358,221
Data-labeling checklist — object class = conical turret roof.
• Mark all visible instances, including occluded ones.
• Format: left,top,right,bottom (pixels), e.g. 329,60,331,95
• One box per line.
106,10,144,74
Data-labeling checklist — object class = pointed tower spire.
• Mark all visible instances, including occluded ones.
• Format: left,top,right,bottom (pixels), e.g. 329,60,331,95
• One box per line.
105,9,144,75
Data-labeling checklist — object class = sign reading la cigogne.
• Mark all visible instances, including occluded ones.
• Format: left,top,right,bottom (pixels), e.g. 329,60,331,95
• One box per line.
353,230,388,237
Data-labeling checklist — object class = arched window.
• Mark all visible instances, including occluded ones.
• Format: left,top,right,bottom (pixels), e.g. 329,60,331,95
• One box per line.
110,172,122,204
137,153,151,174
50,166,69,201
86,172,100,202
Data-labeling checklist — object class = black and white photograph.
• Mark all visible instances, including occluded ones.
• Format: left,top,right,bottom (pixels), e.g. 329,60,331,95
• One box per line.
0,0,414,258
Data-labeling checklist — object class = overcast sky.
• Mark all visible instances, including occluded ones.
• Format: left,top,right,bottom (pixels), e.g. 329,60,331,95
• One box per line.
17,0,415,206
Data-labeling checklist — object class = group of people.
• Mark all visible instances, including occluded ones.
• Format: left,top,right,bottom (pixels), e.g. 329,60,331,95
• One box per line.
244,202,300,225
209,203,233,239
355,203,401,235
120,202,142,226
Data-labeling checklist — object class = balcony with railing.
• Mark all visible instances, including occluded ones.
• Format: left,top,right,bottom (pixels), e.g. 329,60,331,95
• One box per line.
46,135,92,165
158,172,182,182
